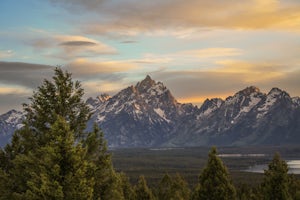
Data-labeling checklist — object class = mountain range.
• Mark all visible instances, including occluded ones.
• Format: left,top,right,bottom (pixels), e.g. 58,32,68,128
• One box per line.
1,75,300,148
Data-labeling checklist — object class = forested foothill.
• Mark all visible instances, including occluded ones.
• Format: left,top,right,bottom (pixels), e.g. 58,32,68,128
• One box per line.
1,68,299,199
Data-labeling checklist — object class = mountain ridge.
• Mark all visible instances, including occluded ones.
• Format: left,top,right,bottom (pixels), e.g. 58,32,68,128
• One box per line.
0,76,299,147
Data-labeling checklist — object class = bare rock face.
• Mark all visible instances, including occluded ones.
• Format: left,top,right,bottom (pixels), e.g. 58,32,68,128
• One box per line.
1,77,300,148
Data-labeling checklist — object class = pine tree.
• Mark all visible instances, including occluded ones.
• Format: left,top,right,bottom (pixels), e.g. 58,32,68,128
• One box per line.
134,176,155,200
84,125,124,200
3,68,90,159
261,153,292,200
119,173,135,200
288,174,300,200
0,68,121,200
23,68,90,138
158,173,190,200
157,174,173,200
172,173,190,200
1,117,94,199
194,147,236,200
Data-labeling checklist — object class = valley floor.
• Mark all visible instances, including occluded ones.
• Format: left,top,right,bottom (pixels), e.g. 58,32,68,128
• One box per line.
111,145,300,187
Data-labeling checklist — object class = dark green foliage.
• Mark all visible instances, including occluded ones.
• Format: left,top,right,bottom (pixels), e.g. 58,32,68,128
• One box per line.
1,68,91,165
0,68,125,200
194,147,236,200
236,184,258,200
261,153,292,200
288,174,300,200
84,125,125,200
1,68,300,199
135,176,155,200
157,173,190,200
157,174,173,200
0,117,94,199
23,67,90,142
120,173,136,200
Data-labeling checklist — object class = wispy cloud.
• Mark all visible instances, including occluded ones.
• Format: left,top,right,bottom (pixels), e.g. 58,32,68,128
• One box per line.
151,57,300,105
0,62,54,113
82,80,127,97
0,85,32,95
179,48,244,58
28,32,117,60
59,41,97,46
0,50,14,59
0,61,53,88
66,58,139,77
49,0,300,37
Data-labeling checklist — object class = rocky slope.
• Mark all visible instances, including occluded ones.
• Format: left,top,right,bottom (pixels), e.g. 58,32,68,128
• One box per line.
0,76,299,147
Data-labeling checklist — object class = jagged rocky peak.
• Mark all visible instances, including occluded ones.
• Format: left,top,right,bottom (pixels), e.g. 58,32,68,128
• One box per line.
222,87,266,118
86,93,111,107
97,93,111,102
201,98,223,110
268,87,289,97
198,98,223,116
292,97,300,107
2,109,23,118
237,86,261,96
266,88,293,103
268,87,282,95
136,75,156,93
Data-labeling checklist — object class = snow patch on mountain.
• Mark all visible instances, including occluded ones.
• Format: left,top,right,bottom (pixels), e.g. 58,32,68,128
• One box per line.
154,108,170,123
292,97,300,107
1,77,300,148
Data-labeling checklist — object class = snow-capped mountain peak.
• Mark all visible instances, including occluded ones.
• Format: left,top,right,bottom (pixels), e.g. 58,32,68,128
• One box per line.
1,79,300,148
98,93,111,102
198,98,224,117
136,75,156,93
292,97,300,107
238,86,260,96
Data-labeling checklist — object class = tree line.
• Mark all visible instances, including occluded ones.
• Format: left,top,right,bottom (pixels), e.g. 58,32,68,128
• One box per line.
0,68,300,199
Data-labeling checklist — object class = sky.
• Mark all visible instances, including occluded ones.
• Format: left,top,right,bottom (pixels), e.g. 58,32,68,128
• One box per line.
1,0,300,113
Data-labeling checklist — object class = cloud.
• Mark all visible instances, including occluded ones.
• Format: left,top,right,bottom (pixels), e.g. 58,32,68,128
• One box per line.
0,85,32,95
126,47,243,68
0,50,14,59
48,0,300,37
28,32,117,60
150,58,300,105
66,58,139,78
49,0,106,11
214,60,286,83
0,61,53,88
82,80,127,98
0,62,54,113
179,48,244,58
59,41,97,46
121,40,138,44
0,94,29,114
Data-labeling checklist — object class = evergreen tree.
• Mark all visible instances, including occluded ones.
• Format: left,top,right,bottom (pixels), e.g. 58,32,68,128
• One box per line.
84,125,124,200
261,153,292,200
194,147,236,200
0,68,122,200
157,174,173,200
158,173,190,200
0,168,10,199
172,173,190,200
3,68,90,159
119,173,135,200
134,176,155,200
1,117,94,199
288,174,300,200
23,68,90,138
